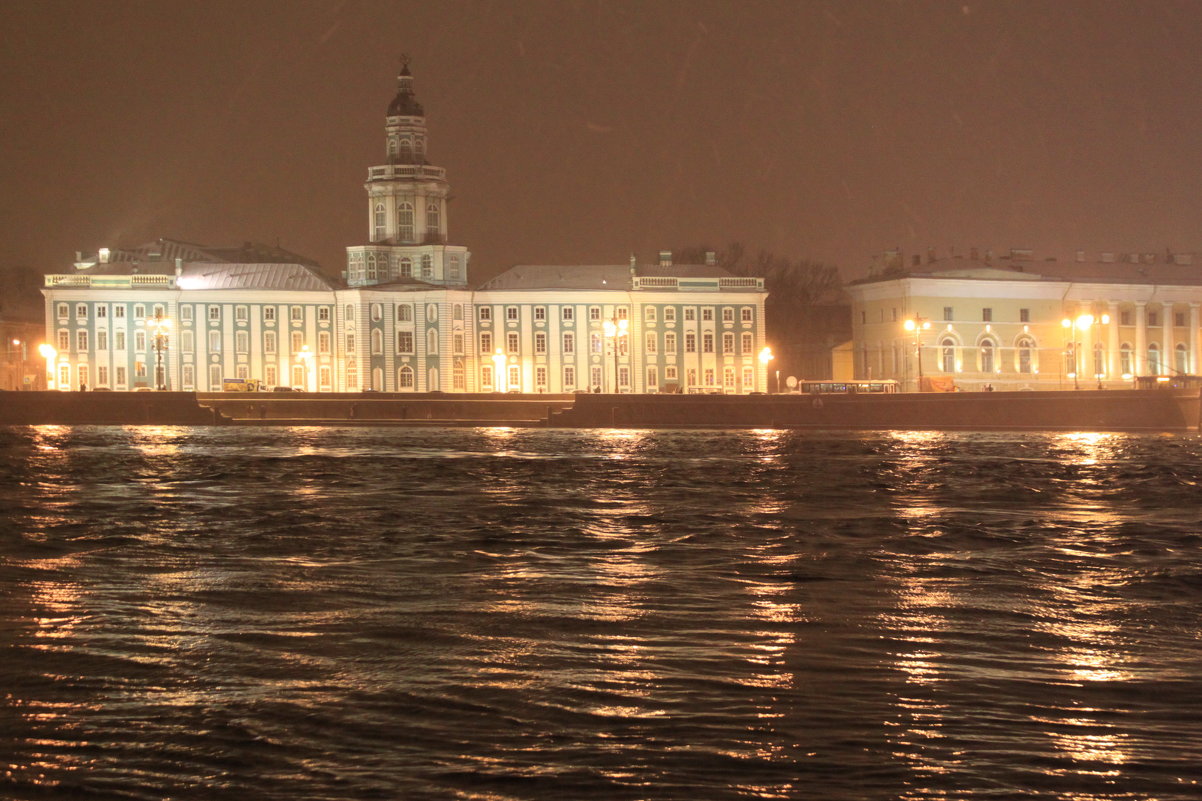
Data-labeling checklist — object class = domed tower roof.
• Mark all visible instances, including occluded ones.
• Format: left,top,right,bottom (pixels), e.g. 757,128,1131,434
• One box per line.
387,60,424,117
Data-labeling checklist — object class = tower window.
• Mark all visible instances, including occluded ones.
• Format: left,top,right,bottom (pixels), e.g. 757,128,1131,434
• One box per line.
397,202,415,243
373,204,385,241
426,202,440,235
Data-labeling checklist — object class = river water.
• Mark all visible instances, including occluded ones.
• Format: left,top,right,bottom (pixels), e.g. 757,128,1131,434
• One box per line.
1,425,1200,800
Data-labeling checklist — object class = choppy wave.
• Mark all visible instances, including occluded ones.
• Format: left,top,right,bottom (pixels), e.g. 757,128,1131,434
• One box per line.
2,426,1202,800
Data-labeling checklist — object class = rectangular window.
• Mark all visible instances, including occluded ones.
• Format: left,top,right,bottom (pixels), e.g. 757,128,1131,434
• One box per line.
97,330,108,350
741,333,752,352
982,308,992,322
618,366,629,388
57,303,68,319
616,307,628,321
1121,310,1132,326
453,333,464,354
1148,312,1159,327
665,332,677,354
76,304,88,319
346,334,355,353
534,306,546,321
702,333,714,353
1175,312,1186,327
264,306,276,321
136,331,147,351
207,331,219,351
264,332,276,353
506,306,519,321
265,365,277,387
480,332,492,353
318,307,330,322
209,305,221,320
507,332,519,353
134,304,146,319
646,367,658,388
740,307,752,322
181,331,194,353
58,330,69,351
291,332,303,351
97,305,107,319
564,365,575,388
685,333,697,353
562,306,574,321
943,306,953,322
666,366,678,381
235,305,248,322
722,333,734,354
536,366,547,387
591,333,602,354
590,365,602,390
115,330,126,350
235,331,249,353
178,305,192,322
1020,308,1030,323
181,365,192,389
684,308,695,322
397,331,414,353
318,332,331,353
562,333,574,354
664,307,676,322
646,307,657,322
646,332,657,353
76,331,88,351
589,306,601,321
479,306,491,321
721,308,733,322
534,332,547,354
114,306,125,319
290,306,303,321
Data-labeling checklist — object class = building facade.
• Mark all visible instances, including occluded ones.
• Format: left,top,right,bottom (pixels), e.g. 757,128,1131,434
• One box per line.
847,249,1202,391
41,65,768,394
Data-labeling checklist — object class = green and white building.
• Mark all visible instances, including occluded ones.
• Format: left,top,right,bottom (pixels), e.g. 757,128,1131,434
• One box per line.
42,65,768,394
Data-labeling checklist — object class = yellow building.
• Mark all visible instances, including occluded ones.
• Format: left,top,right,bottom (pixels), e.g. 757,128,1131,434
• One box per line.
846,249,1202,391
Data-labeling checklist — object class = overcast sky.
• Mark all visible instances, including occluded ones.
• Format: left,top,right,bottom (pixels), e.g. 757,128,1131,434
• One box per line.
3,0,1202,283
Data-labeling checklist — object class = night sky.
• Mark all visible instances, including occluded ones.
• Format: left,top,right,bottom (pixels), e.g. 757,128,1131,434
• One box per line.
4,0,1202,284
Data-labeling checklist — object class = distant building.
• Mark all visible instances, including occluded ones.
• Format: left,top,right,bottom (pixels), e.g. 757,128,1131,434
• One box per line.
41,65,768,394
847,248,1202,391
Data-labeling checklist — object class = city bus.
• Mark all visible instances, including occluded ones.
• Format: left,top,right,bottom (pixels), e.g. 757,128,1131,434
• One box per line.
797,379,900,394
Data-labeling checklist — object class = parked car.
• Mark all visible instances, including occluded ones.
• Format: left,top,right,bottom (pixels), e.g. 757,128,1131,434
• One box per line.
271,386,296,392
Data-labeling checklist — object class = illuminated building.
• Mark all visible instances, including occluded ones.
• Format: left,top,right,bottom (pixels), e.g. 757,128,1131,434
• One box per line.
41,64,768,394
847,248,1202,391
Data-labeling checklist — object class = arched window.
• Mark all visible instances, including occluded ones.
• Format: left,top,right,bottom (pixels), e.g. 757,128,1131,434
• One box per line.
426,202,440,235
400,138,413,163
1176,343,1189,375
1094,343,1106,377
940,338,956,372
371,367,383,391
427,329,438,354
1120,343,1133,376
979,339,995,373
373,203,385,241
371,329,383,355
1016,336,1034,374
398,365,414,390
367,252,377,280
453,359,465,391
397,304,412,322
1148,342,1161,375
397,202,415,242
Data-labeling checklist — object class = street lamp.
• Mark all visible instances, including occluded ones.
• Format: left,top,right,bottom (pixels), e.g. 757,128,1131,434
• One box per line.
147,312,172,390
297,344,313,392
1061,313,1109,390
758,346,775,392
602,316,628,393
10,338,27,390
903,316,931,391
38,343,56,390
491,347,507,392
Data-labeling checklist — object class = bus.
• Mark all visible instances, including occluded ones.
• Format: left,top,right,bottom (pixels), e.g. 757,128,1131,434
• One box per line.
797,379,899,394
222,378,262,392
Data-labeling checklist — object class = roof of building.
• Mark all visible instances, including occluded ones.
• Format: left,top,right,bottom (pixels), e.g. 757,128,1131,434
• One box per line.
79,238,321,269
859,252,1202,287
177,262,337,291
477,262,734,291
387,64,424,117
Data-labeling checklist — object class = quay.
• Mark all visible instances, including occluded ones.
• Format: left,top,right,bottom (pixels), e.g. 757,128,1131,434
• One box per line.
0,389,1198,431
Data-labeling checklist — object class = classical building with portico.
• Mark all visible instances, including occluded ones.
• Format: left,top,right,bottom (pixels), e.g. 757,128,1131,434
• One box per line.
847,249,1202,391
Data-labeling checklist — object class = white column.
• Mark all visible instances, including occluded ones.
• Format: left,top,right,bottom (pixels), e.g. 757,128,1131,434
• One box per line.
1162,304,1173,375
1135,302,1147,375
1190,303,1200,375
1107,301,1120,379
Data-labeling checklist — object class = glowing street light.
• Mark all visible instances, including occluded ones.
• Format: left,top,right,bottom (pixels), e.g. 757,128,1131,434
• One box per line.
758,346,775,392
1061,312,1109,390
297,344,314,391
903,316,932,390
491,347,507,392
38,343,56,390
147,312,172,390
602,316,628,393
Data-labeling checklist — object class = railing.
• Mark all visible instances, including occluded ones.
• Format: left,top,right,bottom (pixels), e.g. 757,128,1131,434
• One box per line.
367,164,447,181
719,277,764,289
633,277,678,289
45,275,92,286
131,275,172,286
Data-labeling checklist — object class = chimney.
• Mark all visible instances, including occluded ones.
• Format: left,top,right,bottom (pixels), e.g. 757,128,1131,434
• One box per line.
658,250,672,267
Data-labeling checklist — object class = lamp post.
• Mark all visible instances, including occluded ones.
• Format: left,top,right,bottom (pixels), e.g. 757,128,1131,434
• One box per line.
602,316,628,393
758,346,775,392
491,347,507,392
147,312,172,390
903,316,931,391
10,338,27,390
297,344,313,392
38,343,56,390
1062,313,1109,390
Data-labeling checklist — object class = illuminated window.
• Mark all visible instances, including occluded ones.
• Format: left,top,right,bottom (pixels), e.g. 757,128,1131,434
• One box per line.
535,332,546,354
722,332,734,354
426,202,440,234
646,332,657,354
940,338,955,372
1120,343,1132,375
397,304,413,322
397,331,414,353
1175,343,1188,375
979,339,995,373
1148,342,1161,374
507,332,519,353
1016,336,1034,373
741,332,752,352
397,202,415,242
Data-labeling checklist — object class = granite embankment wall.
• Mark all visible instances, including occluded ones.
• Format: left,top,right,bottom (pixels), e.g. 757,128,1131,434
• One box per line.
1,389,1198,431
551,389,1201,431
0,391,222,425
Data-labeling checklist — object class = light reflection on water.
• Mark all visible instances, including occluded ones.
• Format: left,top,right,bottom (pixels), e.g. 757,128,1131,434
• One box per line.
1,426,1201,800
